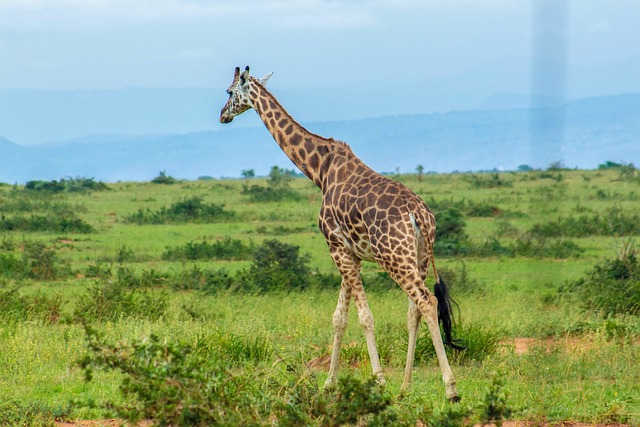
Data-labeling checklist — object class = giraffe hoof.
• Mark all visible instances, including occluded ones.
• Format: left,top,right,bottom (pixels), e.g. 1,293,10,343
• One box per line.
323,378,336,392
448,394,462,403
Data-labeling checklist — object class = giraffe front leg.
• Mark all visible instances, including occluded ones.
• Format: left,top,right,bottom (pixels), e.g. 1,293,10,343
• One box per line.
324,282,351,390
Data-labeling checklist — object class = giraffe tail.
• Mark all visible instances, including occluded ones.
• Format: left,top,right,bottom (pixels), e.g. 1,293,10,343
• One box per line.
431,255,466,351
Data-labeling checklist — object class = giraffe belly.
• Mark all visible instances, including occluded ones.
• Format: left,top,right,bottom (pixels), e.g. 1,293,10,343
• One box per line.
334,226,376,262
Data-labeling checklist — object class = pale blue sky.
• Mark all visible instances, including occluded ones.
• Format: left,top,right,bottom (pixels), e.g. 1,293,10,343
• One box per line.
1,0,638,102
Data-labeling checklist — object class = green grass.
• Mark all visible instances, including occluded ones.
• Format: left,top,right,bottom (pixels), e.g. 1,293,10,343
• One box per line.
0,169,639,425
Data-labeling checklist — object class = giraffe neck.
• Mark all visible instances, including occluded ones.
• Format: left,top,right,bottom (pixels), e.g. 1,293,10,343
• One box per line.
250,80,336,188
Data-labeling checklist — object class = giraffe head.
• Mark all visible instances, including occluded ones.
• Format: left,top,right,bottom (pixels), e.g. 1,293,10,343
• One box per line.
220,66,273,124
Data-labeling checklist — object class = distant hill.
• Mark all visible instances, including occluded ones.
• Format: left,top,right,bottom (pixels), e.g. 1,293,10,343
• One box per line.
0,94,638,183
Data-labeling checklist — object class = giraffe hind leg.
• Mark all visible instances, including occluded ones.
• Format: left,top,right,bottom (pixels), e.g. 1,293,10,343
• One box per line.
352,283,385,384
402,297,421,392
387,267,460,401
324,281,351,389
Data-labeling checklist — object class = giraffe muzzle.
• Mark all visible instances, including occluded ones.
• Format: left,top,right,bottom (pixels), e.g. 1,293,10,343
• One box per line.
220,111,234,124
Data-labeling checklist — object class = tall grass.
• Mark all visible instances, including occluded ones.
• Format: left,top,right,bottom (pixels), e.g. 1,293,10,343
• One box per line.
1,169,639,424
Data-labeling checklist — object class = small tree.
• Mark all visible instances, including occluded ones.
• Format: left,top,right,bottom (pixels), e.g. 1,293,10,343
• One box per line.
267,166,294,189
245,239,311,292
416,165,425,182
241,169,255,179
151,170,177,185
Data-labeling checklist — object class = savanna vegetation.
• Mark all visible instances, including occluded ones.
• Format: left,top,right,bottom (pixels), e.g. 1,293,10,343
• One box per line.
0,165,639,426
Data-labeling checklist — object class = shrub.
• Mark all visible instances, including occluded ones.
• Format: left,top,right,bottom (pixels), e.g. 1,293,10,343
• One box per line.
478,371,513,427
362,271,397,292
171,265,236,293
438,262,487,296
24,177,109,193
78,325,399,427
255,224,310,235
194,330,273,366
151,170,177,184
23,241,70,280
566,241,640,316
242,166,301,202
529,207,640,238
463,173,513,189
473,236,584,259
24,180,65,193
0,241,71,280
0,212,95,233
0,400,71,427
434,207,469,256
413,321,503,365
126,197,234,224
242,185,301,202
77,328,271,427
0,288,64,325
318,375,396,426
241,239,311,292
162,237,254,261
74,272,168,322
0,252,25,279
0,288,27,323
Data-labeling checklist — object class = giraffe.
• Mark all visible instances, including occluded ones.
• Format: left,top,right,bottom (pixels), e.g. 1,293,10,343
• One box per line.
219,66,463,401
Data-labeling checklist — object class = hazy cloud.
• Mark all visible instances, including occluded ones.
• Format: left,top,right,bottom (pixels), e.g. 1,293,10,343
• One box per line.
0,0,378,30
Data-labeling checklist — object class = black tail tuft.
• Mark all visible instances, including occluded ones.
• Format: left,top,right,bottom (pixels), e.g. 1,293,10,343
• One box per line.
434,277,467,351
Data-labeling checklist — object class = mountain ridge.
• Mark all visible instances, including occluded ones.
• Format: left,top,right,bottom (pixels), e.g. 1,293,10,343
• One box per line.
1,94,638,183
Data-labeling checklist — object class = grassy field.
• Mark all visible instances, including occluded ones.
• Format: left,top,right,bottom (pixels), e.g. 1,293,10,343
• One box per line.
1,168,639,426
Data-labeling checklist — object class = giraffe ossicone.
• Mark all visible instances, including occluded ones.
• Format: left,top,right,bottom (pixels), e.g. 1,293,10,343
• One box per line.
219,66,463,402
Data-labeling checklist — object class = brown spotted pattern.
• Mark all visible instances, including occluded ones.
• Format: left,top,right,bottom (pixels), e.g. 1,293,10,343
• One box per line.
219,66,459,400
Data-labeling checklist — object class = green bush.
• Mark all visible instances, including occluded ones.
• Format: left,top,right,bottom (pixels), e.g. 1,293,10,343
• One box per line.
151,170,177,184
529,207,640,238
194,330,273,366
413,321,502,365
126,196,235,224
0,212,95,233
23,241,70,280
0,191,88,215
0,400,70,427
171,265,236,293
438,263,487,296
162,237,255,261
0,252,25,279
0,288,64,325
473,236,584,259
241,239,311,292
433,207,470,256
24,177,109,193
0,241,71,280
463,173,513,189
242,166,301,202
77,326,398,427
566,241,640,316
74,272,168,322
427,197,511,219
478,371,513,427
255,224,311,235
78,329,271,427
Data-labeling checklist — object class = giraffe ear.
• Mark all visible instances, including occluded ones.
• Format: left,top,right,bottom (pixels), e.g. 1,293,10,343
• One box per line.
258,72,273,87
239,67,250,86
